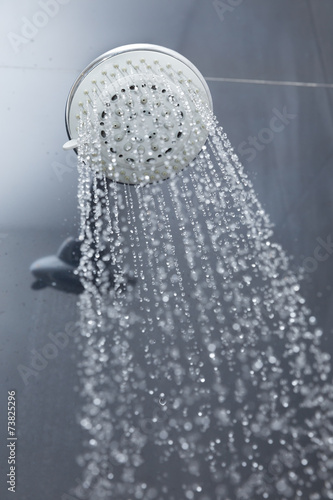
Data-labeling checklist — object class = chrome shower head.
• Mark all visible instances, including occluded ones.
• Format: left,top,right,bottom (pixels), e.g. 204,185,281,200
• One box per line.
63,44,213,184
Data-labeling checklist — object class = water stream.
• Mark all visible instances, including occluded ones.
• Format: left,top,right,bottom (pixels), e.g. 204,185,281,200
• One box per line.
69,65,333,500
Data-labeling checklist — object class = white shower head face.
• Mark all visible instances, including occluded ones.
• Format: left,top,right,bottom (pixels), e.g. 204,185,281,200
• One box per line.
65,44,213,185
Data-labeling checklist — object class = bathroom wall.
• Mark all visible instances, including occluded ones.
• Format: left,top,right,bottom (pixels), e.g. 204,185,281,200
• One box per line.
0,1,332,499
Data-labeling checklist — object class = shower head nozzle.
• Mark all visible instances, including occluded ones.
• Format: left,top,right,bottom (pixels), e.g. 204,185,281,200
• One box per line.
64,44,213,185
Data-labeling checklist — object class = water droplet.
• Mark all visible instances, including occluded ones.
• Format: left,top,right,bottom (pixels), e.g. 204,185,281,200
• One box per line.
159,393,167,406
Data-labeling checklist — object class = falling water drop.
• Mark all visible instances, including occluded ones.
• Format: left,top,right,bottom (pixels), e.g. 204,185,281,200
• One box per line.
159,393,167,406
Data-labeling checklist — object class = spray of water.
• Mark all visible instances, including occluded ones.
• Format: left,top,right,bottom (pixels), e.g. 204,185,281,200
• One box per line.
70,62,333,500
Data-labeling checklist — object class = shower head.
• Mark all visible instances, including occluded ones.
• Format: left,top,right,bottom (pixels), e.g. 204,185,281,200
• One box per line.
63,44,213,184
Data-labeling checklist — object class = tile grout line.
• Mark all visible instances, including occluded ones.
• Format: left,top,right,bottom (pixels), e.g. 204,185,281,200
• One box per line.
204,77,333,88
1,66,332,88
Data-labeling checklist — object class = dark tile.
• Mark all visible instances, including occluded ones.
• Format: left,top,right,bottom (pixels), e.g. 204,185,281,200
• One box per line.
180,0,331,84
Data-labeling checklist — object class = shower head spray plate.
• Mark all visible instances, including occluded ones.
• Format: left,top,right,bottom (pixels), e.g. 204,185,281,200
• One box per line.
64,44,213,184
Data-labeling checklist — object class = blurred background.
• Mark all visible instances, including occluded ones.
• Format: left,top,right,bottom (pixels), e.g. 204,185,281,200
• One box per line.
0,1,332,499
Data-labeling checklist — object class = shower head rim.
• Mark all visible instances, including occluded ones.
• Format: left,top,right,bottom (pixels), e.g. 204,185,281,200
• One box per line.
65,43,213,142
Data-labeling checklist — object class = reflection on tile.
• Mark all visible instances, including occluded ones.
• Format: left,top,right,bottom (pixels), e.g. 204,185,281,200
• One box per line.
0,0,195,70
